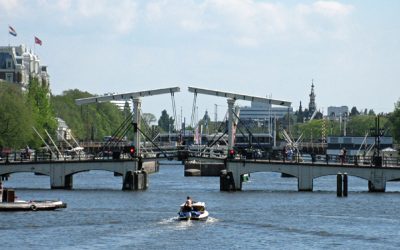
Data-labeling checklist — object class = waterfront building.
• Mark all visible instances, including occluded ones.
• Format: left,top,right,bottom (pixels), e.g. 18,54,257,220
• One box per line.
327,106,349,119
239,101,293,120
326,136,393,156
0,44,49,89
56,118,71,141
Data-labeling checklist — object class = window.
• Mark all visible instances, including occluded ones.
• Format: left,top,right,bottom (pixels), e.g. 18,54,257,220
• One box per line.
6,59,12,69
343,138,352,144
330,137,338,143
5,73,13,82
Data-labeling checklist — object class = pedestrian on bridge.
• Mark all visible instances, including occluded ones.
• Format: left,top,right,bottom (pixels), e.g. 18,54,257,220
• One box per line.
282,146,287,162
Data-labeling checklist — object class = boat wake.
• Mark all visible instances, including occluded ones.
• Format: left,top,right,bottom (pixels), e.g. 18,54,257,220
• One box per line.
158,216,219,227
158,217,178,225
205,216,219,223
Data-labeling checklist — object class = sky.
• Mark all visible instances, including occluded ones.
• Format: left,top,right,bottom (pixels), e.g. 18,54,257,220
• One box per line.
1,0,399,124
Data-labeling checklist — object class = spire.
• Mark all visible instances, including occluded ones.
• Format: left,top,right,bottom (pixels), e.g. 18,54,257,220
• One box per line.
308,79,316,115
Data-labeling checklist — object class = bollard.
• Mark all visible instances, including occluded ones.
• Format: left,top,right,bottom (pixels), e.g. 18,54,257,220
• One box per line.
337,173,343,197
343,173,348,197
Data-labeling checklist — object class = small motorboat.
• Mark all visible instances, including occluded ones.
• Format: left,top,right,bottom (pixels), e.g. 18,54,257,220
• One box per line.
178,201,209,221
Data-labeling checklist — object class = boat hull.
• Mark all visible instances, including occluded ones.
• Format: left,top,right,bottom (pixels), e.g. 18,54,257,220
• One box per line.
178,210,209,221
0,200,67,212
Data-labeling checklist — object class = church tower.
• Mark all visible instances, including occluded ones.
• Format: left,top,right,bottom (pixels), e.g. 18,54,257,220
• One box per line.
308,80,316,115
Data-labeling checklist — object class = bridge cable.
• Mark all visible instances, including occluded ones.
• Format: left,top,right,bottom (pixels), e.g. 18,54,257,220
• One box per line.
98,112,133,156
232,111,267,153
198,116,229,155
135,124,173,159
190,91,197,128
170,90,178,131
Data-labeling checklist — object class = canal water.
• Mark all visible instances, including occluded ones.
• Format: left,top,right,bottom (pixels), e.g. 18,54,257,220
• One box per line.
1,164,400,249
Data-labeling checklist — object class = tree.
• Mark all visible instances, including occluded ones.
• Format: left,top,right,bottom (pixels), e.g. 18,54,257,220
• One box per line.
350,106,359,116
314,111,323,120
294,120,324,142
347,115,388,136
52,89,126,141
368,109,376,116
0,82,33,148
158,110,174,132
141,113,157,139
389,100,400,142
142,113,156,126
27,78,57,147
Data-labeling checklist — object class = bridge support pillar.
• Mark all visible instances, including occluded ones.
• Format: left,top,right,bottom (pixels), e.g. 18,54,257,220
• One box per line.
51,175,72,189
368,170,386,192
122,170,148,190
298,166,313,191
368,179,386,192
220,163,242,191
50,164,73,189
220,170,237,191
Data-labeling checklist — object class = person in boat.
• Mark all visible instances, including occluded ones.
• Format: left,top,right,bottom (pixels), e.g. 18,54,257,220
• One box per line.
183,196,193,212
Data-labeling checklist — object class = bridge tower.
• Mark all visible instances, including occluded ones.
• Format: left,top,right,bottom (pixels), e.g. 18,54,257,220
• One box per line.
76,87,180,190
188,86,291,191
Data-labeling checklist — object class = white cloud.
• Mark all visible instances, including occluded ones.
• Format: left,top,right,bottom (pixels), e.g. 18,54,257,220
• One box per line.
33,0,138,34
0,0,19,12
1,0,353,43
313,1,353,17
145,1,164,22
109,0,138,34
141,0,354,46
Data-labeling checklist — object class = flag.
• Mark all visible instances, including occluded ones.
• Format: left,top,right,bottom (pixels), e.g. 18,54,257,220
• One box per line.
194,126,199,144
9,26,17,36
35,36,42,46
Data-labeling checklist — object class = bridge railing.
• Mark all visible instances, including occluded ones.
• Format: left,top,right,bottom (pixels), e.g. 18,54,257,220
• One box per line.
0,150,140,163
252,153,400,167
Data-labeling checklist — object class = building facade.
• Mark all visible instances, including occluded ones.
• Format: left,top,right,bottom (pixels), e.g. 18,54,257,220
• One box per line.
0,45,49,89
326,136,393,156
239,101,293,120
327,106,349,119
56,118,72,141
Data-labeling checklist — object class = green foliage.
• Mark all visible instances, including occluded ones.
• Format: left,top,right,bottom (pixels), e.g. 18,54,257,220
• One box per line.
140,113,158,139
26,78,57,147
52,89,127,141
350,106,359,116
368,109,376,116
293,120,324,141
158,110,174,132
291,114,390,141
389,100,400,142
0,78,57,149
0,82,33,148
347,115,388,136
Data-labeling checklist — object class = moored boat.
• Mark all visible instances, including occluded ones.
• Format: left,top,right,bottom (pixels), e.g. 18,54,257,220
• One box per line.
178,201,209,221
0,187,67,212
0,200,67,212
